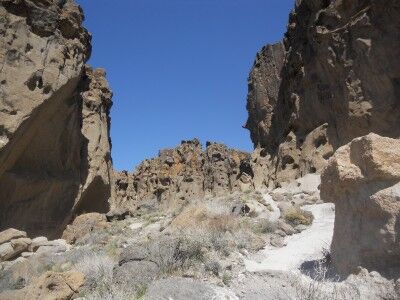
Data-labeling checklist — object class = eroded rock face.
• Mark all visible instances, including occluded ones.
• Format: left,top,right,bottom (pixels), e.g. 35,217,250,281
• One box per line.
246,0,400,187
321,133,400,277
0,0,113,237
111,140,254,215
0,270,85,300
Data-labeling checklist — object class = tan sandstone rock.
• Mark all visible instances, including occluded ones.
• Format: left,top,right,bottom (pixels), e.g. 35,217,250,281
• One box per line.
0,0,113,238
246,0,400,187
0,270,85,300
321,133,400,277
0,228,27,245
62,212,108,244
111,139,254,216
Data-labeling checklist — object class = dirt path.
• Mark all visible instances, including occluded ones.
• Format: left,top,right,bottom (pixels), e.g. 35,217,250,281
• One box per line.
245,203,335,272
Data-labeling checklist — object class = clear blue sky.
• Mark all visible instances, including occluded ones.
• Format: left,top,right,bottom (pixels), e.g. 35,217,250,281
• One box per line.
78,0,294,171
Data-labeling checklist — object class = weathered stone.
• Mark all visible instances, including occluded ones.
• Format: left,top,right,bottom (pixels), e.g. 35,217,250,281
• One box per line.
35,239,69,254
10,238,31,254
0,270,85,300
0,0,113,238
277,220,295,236
321,133,400,277
0,243,14,262
0,237,31,262
28,236,48,252
111,140,254,215
62,212,108,244
270,236,286,248
246,0,400,187
0,228,27,245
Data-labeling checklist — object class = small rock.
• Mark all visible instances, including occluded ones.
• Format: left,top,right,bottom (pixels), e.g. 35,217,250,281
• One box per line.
0,228,27,245
33,239,69,254
277,220,295,235
294,224,308,233
28,236,48,252
10,237,31,253
21,252,34,258
0,242,14,261
275,229,286,237
270,236,286,248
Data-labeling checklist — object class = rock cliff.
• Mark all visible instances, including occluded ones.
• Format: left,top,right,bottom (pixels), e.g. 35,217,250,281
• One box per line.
321,133,400,278
0,0,113,237
246,0,400,186
111,140,254,216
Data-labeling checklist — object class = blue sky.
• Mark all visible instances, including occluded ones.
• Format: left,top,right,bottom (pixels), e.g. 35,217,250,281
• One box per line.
77,0,294,171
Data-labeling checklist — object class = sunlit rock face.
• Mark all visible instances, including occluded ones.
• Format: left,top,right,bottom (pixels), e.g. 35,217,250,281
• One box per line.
246,0,400,188
321,133,400,278
111,139,255,216
0,0,113,238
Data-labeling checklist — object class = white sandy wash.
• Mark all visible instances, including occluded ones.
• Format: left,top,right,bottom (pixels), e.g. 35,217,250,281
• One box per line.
245,202,335,272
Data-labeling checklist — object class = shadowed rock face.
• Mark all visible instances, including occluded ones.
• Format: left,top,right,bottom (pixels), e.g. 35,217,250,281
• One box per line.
111,140,254,215
246,0,400,187
321,133,400,278
0,0,113,238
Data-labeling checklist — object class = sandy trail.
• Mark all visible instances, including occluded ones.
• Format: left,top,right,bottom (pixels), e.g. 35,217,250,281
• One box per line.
245,203,335,272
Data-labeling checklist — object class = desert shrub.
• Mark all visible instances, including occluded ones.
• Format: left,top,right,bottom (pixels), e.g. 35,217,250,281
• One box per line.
222,272,233,286
152,234,205,274
252,219,277,234
205,260,222,276
135,284,148,299
284,207,314,226
74,253,115,294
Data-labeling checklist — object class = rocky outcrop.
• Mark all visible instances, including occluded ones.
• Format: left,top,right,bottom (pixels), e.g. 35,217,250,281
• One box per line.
321,133,400,277
0,270,85,300
0,0,113,237
111,139,254,216
0,227,70,265
62,212,108,244
246,0,400,187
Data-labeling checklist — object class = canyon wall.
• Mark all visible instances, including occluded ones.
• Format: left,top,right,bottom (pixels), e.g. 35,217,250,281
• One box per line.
0,0,113,237
111,140,254,216
246,0,400,187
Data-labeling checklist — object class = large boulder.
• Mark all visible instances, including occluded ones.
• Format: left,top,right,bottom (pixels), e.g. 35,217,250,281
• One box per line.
0,228,27,245
61,212,108,244
0,270,85,300
0,0,113,238
246,0,400,187
321,133,400,277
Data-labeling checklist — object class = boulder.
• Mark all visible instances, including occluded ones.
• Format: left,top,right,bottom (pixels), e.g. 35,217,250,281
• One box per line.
10,238,31,255
0,238,31,262
62,213,108,244
35,239,69,254
0,270,85,300
0,229,27,245
0,243,14,262
28,237,48,252
321,133,400,277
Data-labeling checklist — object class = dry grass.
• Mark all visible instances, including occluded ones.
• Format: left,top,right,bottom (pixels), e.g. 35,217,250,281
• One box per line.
284,207,314,226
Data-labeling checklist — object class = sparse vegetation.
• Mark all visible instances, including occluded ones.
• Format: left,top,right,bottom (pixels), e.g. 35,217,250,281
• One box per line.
222,272,233,286
284,207,314,226
135,284,148,299
252,219,277,234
